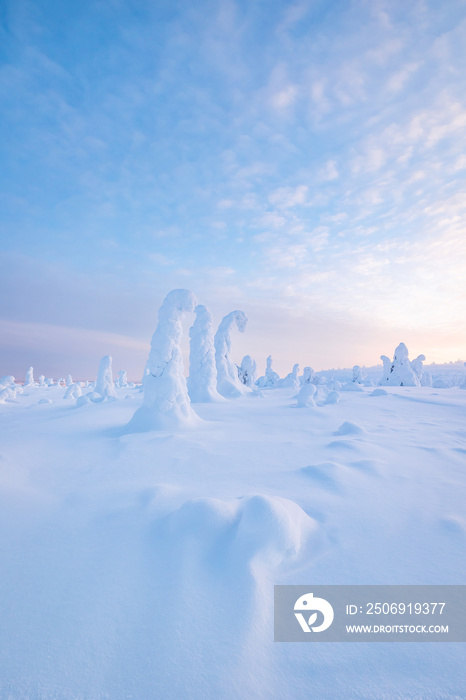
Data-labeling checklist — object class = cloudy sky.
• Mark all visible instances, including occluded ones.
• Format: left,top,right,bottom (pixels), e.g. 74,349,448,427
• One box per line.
1,0,466,379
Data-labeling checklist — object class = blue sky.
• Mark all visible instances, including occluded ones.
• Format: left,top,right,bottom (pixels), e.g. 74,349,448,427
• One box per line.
1,0,466,379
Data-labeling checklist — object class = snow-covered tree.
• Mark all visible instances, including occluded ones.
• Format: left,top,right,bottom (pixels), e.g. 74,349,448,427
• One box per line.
238,355,257,388
116,370,128,388
66,374,73,387
296,382,316,407
92,355,117,400
214,310,249,398
64,383,82,399
379,343,420,387
188,304,223,403
300,366,317,385
352,365,364,384
24,367,34,387
128,289,200,431
256,355,280,388
278,363,300,390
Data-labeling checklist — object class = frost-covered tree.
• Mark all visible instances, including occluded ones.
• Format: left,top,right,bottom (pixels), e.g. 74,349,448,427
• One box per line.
297,382,316,407
352,365,364,384
256,355,280,388
278,363,300,390
116,370,128,388
214,310,249,398
128,289,200,431
38,375,45,387
238,355,257,388
64,383,83,399
379,343,420,387
187,304,223,403
66,374,73,387
24,367,34,387
300,366,316,385
91,355,117,400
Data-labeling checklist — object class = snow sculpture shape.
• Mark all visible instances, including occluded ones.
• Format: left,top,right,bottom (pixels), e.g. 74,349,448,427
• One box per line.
214,310,249,398
379,343,420,387
256,355,280,388
92,355,117,400
410,355,432,386
38,375,45,387
129,289,200,431
66,374,73,387
278,363,300,389
187,304,223,403
300,366,316,385
238,355,257,387
24,367,34,386
64,383,82,399
117,370,128,388
352,365,364,383
296,382,316,407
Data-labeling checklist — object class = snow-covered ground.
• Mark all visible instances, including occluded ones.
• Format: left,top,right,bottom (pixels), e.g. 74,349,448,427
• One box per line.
0,382,465,699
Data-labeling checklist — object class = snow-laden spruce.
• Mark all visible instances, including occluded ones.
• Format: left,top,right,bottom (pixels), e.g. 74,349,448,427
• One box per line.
66,374,73,387
64,383,83,399
256,355,280,388
296,382,316,407
89,355,117,401
379,343,420,387
214,310,249,398
24,367,34,387
278,363,300,390
128,289,200,431
238,355,257,388
187,304,223,403
410,354,432,386
300,366,316,385
116,370,128,388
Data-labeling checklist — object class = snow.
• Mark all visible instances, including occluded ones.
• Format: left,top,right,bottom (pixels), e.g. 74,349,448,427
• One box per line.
379,342,420,387
0,352,465,698
256,355,281,388
238,354,257,388
128,289,201,431
214,310,249,398
188,304,223,403
90,354,117,401
24,366,34,386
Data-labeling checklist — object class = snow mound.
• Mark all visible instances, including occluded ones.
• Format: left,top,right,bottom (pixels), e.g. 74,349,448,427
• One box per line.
38,398,52,405
296,382,316,407
300,462,342,491
340,382,364,392
334,421,366,436
64,383,83,399
324,390,340,404
370,388,389,396
166,494,317,570
432,379,449,389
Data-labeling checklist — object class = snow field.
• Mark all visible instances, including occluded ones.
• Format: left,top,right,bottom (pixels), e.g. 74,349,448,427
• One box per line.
0,382,465,698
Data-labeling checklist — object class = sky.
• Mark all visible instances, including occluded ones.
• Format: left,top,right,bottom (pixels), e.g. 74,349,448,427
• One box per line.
1,0,466,380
